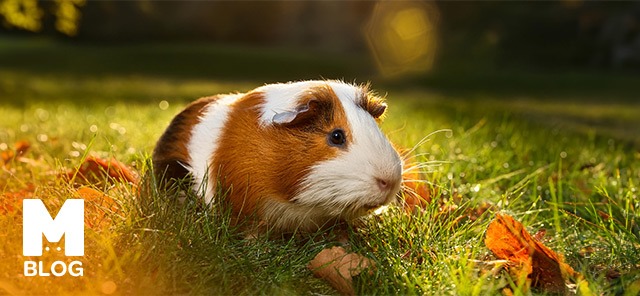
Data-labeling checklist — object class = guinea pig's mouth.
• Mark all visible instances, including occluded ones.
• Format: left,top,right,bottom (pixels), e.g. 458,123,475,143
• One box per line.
361,191,399,211
362,197,393,210
363,203,383,210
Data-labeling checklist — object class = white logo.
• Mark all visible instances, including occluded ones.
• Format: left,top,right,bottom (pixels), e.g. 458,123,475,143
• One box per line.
22,199,84,277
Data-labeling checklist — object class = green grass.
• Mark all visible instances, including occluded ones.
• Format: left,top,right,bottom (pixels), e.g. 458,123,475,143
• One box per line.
1,37,639,295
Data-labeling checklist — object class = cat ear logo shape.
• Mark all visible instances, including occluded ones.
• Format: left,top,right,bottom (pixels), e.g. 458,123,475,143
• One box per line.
23,199,84,256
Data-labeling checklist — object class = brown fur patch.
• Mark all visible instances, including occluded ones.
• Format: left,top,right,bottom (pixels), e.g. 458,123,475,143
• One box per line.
152,96,220,186
212,84,351,225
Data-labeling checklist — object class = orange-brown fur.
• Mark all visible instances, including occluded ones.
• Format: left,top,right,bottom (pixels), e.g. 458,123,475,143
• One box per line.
153,96,219,185
356,85,387,120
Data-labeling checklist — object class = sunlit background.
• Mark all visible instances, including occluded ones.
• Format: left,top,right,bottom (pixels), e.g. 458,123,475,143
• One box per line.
2,0,640,79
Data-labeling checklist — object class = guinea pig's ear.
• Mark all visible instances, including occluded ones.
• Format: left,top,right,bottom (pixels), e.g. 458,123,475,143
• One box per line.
368,102,387,119
364,98,387,119
272,99,321,127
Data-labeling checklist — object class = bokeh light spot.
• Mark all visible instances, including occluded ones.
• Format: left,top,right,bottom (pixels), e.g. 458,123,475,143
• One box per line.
391,8,429,41
101,281,117,295
159,100,169,110
366,0,440,76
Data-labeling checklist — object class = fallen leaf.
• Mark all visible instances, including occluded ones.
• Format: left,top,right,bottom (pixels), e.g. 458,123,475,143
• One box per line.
402,172,435,211
14,140,31,156
485,213,579,295
1,140,31,165
401,157,436,211
63,156,138,185
1,150,14,163
307,246,373,296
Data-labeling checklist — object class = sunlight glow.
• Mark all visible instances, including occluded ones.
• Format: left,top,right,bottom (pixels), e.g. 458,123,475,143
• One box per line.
365,0,439,76
374,205,390,215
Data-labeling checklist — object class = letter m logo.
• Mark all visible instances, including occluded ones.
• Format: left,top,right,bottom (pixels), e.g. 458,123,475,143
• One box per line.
23,199,84,256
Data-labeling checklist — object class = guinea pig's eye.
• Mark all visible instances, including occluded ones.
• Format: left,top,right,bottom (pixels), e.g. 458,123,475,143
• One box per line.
328,129,346,147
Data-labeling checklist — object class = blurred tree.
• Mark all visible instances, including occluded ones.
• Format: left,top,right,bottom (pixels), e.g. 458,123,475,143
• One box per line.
0,0,42,32
54,0,84,36
0,0,84,36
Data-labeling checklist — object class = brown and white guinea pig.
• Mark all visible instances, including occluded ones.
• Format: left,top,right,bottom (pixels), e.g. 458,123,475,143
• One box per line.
152,80,403,233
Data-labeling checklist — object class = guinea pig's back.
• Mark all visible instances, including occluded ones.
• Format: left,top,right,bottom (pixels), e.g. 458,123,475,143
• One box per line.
152,96,216,185
153,94,241,193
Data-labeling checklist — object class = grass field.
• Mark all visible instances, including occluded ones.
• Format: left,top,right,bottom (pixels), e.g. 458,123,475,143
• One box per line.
1,37,639,295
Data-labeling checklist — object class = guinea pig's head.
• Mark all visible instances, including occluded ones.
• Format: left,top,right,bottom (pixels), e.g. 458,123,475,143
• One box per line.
256,81,402,220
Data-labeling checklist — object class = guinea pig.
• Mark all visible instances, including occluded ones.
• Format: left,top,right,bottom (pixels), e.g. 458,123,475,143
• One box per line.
152,80,403,233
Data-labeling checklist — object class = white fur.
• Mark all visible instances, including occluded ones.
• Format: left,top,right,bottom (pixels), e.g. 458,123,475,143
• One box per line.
291,82,403,218
187,93,243,204
257,80,362,126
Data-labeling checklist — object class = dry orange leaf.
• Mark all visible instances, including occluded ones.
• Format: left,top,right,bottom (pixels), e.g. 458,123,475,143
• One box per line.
1,140,31,165
63,156,138,185
400,155,437,212
0,150,14,163
14,140,31,156
307,246,373,296
401,167,435,211
485,213,579,295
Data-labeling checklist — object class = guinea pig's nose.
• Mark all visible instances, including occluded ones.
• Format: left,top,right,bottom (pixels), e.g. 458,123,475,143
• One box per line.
376,177,395,191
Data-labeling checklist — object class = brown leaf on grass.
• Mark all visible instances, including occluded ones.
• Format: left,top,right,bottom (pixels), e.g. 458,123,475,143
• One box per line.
485,213,580,295
307,246,373,296
401,168,435,211
15,140,31,156
0,150,13,163
1,140,31,165
400,157,473,215
400,154,440,212
62,156,138,185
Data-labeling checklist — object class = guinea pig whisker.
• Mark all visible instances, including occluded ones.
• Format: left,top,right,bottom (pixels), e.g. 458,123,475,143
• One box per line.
403,129,452,157
401,179,435,184
402,161,449,174
401,152,432,162
400,185,420,199
405,159,450,167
